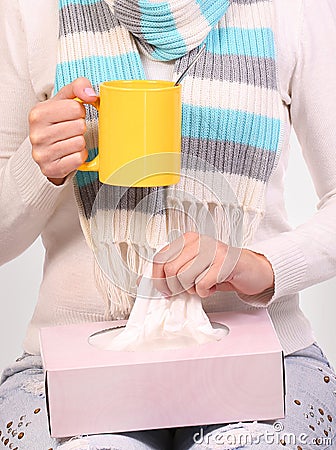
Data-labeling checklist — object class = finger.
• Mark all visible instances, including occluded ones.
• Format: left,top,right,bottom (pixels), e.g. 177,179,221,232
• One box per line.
42,149,88,179
186,286,197,295
152,237,188,295
162,239,198,272
153,232,205,296
50,118,87,143
176,258,197,294
177,258,196,294
162,238,201,294
31,118,87,147
54,77,98,103
152,232,211,296
165,276,184,297
175,236,218,292
152,249,172,296
29,100,86,131
47,100,87,123
165,235,219,296
194,244,230,298
50,134,87,160
194,262,222,298
153,234,190,265
164,252,205,297
33,135,86,167
217,246,242,284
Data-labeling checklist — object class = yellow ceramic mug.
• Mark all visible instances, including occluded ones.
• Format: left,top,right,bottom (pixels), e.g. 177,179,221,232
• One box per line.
78,80,182,187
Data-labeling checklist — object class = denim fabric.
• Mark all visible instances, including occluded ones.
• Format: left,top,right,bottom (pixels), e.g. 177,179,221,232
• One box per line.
0,343,335,450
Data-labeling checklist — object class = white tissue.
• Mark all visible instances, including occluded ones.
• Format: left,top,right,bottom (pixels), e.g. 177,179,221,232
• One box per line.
90,262,227,352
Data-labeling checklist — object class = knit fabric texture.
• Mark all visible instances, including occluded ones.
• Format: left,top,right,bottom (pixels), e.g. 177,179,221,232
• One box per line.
55,0,283,318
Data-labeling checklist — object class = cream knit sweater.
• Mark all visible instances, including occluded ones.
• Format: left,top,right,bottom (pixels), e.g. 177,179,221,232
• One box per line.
0,0,336,355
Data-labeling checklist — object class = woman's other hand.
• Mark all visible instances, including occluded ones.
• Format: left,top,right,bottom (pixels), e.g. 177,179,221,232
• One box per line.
152,232,274,299
29,77,97,185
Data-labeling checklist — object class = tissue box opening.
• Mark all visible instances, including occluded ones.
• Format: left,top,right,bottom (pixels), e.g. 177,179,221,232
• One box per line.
88,321,230,351
40,310,285,438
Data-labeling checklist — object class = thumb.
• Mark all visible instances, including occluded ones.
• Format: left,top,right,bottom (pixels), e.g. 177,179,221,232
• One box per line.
54,77,98,103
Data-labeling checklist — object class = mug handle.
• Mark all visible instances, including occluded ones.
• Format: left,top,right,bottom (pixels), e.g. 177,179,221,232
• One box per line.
73,97,100,172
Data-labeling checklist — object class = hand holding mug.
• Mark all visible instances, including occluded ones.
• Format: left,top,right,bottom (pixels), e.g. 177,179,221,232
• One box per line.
29,77,97,185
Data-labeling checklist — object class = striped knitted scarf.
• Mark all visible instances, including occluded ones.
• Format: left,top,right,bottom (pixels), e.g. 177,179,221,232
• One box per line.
56,0,282,319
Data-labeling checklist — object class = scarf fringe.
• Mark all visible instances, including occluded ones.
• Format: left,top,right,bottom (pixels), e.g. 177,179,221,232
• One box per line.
91,200,263,318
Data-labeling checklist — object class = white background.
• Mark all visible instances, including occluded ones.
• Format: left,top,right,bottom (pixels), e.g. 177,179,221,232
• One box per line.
0,133,335,371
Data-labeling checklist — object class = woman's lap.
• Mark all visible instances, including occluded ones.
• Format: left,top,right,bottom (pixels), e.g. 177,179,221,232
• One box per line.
0,343,335,450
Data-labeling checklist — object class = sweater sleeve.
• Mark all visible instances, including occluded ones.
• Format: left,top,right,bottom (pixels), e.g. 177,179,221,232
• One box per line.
0,0,70,265
243,0,336,306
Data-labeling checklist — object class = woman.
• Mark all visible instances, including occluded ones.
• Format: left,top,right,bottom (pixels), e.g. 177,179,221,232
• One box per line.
0,0,335,448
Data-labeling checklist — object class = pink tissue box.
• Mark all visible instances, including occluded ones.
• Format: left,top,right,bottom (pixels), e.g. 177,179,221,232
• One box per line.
40,309,285,438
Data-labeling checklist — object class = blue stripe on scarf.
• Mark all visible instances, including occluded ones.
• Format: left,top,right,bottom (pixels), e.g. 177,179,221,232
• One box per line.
76,170,99,188
206,27,275,59
140,1,188,60
182,104,280,152
195,0,230,26
55,54,145,91
150,43,188,62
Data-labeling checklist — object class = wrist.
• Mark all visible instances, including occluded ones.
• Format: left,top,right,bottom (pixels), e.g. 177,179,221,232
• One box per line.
251,250,274,292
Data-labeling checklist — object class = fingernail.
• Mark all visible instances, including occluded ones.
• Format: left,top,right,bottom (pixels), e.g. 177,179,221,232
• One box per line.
84,87,97,97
